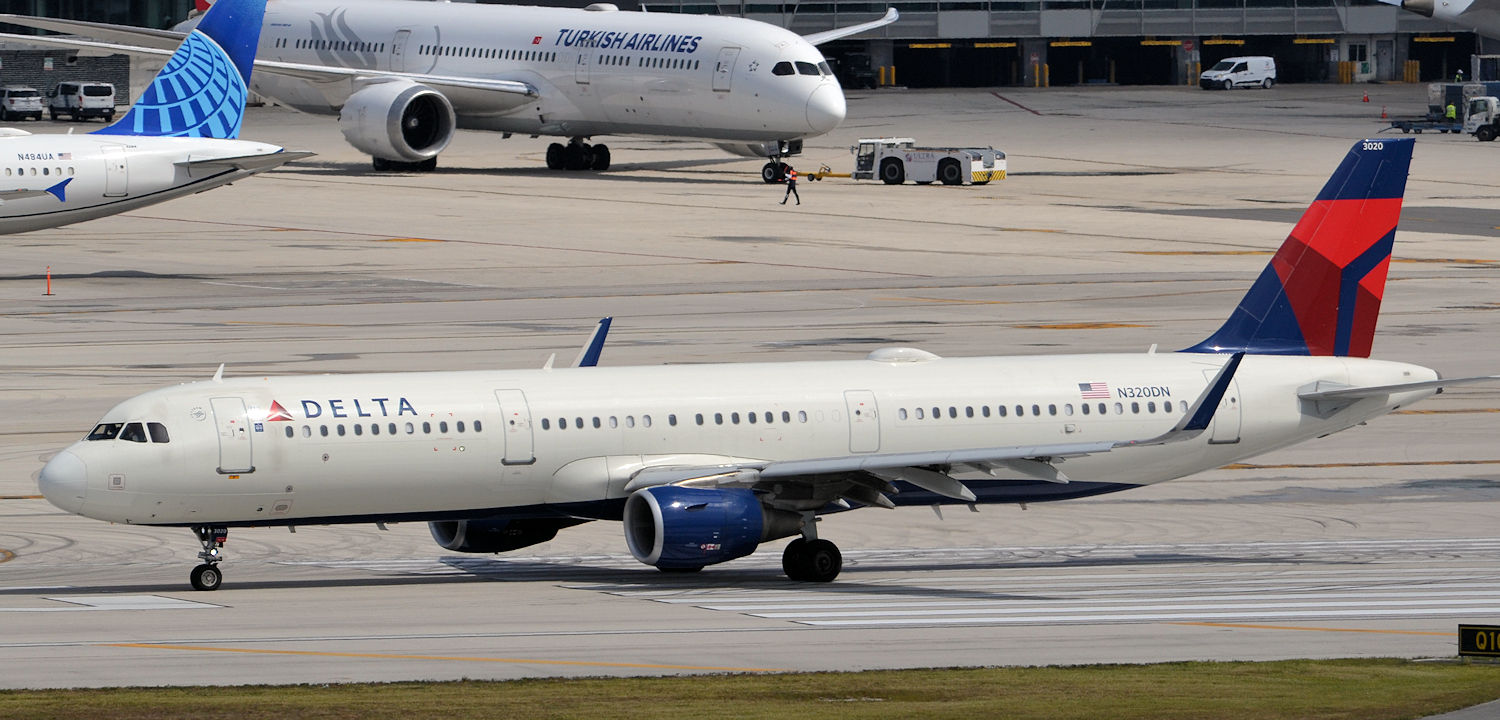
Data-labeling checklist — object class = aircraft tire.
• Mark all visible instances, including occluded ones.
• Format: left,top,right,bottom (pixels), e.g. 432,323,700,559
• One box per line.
761,162,784,184
879,158,904,185
802,540,842,582
782,538,809,579
190,563,222,591
372,157,391,171
546,143,565,170
564,143,587,170
416,157,437,172
591,144,610,171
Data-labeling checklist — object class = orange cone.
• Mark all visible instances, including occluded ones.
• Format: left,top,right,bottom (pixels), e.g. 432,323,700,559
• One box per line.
1381,105,1387,119
1363,91,1369,102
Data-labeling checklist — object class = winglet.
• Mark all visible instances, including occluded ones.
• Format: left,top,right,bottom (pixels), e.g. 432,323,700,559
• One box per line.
1117,352,1243,446
802,8,899,46
211,363,225,383
94,0,265,139
571,317,612,368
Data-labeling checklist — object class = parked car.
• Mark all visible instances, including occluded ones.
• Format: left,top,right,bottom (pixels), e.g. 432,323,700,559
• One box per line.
1199,56,1277,90
0,86,44,121
48,81,115,121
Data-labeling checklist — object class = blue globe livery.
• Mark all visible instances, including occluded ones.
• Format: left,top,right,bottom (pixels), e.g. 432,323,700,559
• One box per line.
95,31,248,139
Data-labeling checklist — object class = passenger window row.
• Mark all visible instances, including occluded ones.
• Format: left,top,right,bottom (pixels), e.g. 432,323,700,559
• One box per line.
289,38,386,53
282,420,482,439
418,45,556,63
898,400,1187,421
540,409,812,431
7,166,74,177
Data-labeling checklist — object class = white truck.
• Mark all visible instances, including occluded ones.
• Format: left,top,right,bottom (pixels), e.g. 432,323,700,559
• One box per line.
851,138,1006,186
1465,96,1500,141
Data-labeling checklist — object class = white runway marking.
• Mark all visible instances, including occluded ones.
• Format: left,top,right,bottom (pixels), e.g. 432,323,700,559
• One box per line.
278,537,1500,628
0,595,218,612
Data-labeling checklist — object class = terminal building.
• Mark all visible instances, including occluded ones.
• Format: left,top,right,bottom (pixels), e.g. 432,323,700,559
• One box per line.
0,0,1488,88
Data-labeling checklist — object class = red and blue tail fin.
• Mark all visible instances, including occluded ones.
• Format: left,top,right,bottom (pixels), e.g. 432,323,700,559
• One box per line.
1183,138,1413,357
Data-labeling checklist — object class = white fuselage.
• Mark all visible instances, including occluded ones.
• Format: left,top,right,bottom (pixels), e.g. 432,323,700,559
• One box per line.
0,132,288,234
40,351,1437,527
240,0,844,142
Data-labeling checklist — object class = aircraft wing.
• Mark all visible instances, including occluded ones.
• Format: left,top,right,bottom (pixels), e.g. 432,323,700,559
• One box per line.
0,14,185,49
624,353,1244,507
175,150,316,172
801,8,899,46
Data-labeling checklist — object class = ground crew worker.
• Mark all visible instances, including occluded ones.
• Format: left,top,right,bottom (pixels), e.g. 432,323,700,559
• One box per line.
1455,68,1465,82
780,165,800,205
1446,102,1458,121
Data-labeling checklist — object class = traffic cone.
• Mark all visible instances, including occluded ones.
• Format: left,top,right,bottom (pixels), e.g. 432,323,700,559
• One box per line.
1381,105,1387,119
1363,91,1369,103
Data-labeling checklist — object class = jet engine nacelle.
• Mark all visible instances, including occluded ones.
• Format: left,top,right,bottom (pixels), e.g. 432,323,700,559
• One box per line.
429,516,588,553
623,486,802,569
1401,0,1434,16
339,80,456,162
713,139,804,158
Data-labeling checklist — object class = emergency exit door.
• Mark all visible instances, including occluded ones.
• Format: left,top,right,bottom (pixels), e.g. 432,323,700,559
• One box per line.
495,389,536,465
844,390,880,453
210,397,254,474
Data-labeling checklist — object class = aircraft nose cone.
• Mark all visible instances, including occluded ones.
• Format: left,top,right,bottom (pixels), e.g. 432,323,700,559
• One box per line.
38,450,86,514
806,83,845,135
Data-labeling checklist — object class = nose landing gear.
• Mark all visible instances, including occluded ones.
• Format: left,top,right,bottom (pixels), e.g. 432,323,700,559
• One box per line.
189,525,227,591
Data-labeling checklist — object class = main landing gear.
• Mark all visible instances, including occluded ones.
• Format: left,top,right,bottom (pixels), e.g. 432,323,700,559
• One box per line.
782,513,842,582
546,137,610,171
189,525,228,591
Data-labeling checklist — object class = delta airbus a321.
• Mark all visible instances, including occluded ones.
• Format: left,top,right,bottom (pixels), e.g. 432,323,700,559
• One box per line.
1,0,897,180
0,0,309,234
38,138,1494,591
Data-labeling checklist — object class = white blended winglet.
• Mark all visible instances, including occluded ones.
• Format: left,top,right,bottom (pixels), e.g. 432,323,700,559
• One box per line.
211,364,225,383
802,8,899,46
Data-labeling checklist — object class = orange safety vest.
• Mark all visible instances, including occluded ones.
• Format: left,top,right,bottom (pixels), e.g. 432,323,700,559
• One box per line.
787,169,797,181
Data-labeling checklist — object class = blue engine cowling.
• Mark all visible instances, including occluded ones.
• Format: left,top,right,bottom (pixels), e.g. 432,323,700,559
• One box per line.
624,486,799,569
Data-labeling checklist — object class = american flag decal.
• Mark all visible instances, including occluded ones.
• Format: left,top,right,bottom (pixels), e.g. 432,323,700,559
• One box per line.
58,152,71,160
1079,382,1110,399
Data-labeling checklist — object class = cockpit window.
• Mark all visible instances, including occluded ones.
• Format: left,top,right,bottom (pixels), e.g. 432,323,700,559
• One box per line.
119,422,148,443
147,422,170,443
772,61,794,76
86,423,123,441
796,61,819,76
817,61,832,75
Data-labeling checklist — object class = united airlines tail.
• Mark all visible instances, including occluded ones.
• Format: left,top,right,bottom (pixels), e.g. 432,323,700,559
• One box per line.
1184,138,1414,357
94,0,262,139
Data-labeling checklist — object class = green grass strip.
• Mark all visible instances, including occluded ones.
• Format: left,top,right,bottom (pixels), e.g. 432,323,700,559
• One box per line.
2,659,1497,720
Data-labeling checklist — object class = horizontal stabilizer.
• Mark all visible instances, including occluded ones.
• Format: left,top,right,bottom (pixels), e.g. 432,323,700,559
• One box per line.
1298,375,1500,401
175,150,315,172
802,8,899,45
0,14,186,49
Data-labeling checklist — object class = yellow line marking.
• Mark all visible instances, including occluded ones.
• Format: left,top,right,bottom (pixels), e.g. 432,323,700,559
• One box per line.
0,495,43,500
1126,250,1497,265
1224,459,1500,470
381,237,444,242
1170,622,1453,637
221,321,345,328
1012,322,1150,330
1393,408,1500,415
105,643,785,672
0,549,14,563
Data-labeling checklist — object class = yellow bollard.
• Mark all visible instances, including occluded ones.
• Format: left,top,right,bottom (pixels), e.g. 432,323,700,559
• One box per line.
1043,63,1050,87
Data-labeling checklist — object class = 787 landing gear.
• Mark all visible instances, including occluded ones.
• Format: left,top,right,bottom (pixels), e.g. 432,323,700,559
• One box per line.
189,525,228,591
761,158,789,184
546,138,610,171
781,512,842,582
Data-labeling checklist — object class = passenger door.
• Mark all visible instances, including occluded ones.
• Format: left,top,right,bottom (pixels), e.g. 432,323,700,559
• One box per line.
101,145,127,197
844,390,880,453
390,29,412,72
713,47,740,92
209,397,255,474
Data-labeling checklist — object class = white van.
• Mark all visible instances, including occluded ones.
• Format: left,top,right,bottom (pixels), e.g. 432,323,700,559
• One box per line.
48,81,116,121
1199,56,1276,90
